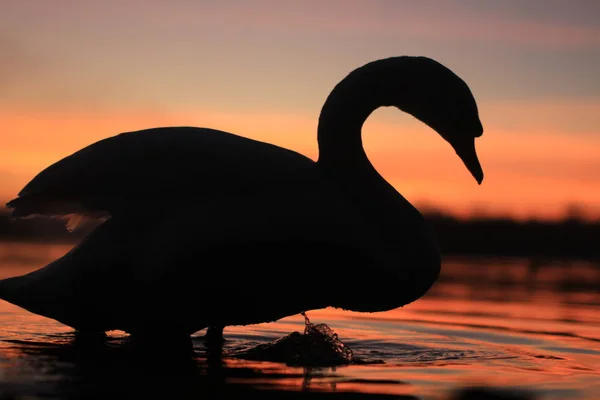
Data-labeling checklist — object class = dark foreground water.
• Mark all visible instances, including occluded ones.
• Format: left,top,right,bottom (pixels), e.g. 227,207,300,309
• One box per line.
0,242,599,399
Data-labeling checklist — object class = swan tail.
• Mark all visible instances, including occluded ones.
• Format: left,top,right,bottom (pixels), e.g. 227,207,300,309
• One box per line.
0,263,73,326
7,195,81,218
6,196,108,232
6,195,40,216
0,274,66,328
0,276,26,309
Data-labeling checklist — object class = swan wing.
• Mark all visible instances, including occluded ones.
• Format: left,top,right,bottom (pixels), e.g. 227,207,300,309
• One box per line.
127,185,389,325
6,127,315,229
0,179,408,330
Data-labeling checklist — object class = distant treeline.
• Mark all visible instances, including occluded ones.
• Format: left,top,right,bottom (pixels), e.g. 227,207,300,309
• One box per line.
425,211,599,261
0,210,598,260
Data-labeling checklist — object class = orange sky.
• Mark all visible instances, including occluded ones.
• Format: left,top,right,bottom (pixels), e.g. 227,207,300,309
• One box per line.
2,1,600,220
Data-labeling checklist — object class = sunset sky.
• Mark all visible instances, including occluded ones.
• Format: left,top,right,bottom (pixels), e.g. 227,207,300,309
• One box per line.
2,0,599,220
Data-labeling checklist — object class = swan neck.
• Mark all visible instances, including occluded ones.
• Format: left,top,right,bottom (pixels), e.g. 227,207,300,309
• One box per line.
316,62,401,169
316,83,380,167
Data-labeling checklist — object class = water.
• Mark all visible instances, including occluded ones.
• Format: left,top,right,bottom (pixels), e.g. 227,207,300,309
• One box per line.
0,242,599,399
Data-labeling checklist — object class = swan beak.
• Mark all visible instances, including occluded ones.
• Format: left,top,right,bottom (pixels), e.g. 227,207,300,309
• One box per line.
453,138,484,184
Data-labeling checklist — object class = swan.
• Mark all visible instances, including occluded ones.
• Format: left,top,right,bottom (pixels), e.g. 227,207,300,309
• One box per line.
0,56,484,343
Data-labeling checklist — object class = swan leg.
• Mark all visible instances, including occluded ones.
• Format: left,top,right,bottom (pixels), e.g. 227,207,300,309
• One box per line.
205,325,225,348
203,326,225,371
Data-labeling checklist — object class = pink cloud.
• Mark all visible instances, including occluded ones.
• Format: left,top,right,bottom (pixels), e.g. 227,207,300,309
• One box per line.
183,1,600,50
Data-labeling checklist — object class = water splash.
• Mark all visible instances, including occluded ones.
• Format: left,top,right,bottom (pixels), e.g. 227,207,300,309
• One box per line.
230,313,382,366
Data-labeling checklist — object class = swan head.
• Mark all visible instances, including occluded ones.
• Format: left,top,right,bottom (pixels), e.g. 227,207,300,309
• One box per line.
365,56,485,184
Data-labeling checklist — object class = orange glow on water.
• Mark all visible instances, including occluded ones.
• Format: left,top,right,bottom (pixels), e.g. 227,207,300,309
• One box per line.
0,242,599,399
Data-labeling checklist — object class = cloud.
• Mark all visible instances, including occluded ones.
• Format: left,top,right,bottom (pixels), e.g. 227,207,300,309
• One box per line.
176,1,600,50
0,35,40,92
481,98,600,133
6,1,599,52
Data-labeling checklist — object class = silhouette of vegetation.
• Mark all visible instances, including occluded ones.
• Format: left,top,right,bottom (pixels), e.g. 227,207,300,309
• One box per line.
425,209,600,261
0,207,598,261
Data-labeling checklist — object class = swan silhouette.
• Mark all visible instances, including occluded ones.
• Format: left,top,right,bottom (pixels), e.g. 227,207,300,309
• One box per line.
1,56,483,343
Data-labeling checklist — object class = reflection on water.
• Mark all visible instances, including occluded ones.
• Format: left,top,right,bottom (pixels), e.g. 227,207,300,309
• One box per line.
0,241,599,399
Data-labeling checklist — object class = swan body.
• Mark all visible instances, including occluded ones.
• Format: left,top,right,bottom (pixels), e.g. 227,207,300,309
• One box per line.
1,56,484,337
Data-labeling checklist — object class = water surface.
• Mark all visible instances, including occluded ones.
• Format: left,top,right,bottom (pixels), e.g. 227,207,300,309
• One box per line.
0,242,598,399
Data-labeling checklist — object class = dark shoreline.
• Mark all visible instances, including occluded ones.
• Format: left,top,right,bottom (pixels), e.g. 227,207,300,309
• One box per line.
0,210,598,261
